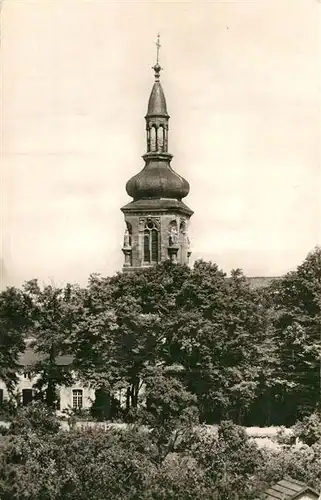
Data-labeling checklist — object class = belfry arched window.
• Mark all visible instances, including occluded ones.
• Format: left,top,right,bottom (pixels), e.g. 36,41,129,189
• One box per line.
150,126,157,152
158,125,164,152
179,221,186,243
179,221,186,234
143,220,159,263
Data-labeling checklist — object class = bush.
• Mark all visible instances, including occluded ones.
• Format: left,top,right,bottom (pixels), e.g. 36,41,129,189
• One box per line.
275,426,295,446
190,421,264,499
2,385,321,499
8,401,60,436
0,410,266,500
256,443,321,492
0,398,17,421
292,411,321,446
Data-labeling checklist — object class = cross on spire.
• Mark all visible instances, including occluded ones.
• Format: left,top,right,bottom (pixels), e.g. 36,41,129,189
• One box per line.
152,34,162,81
156,33,161,64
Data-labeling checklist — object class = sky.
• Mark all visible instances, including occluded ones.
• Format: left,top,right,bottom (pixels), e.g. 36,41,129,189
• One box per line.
1,0,320,289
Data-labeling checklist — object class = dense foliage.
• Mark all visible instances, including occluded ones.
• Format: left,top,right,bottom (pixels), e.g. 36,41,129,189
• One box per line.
0,287,29,391
1,248,321,498
0,247,320,425
264,248,321,424
70,260,274,423
1,403,321,500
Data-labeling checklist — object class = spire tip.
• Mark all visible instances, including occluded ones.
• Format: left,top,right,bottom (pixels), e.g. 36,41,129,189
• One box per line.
153,33,162,81
156,33,161,64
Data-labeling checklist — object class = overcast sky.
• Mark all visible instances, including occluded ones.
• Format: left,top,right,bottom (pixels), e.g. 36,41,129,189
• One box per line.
1,0,320,289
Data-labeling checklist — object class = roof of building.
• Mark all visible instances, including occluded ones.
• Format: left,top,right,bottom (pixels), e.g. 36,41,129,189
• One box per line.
147,79,168,117
257,478,320,500
247,276,279,289
18,347,74,368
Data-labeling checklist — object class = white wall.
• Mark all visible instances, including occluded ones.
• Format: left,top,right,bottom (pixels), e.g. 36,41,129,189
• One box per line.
60,383,95,411
0,371,94,411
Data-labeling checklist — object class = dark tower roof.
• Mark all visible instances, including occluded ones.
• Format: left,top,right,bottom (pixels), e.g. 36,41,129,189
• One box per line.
146,63,169,117
126,156,190,201
124,42,190,206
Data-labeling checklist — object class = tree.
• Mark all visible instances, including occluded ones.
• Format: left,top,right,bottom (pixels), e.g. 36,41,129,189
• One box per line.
267,247,321,422
20,280,82,408
165,263,272,423
73,263,191,417
137,369,199,467
73,260,272,424
0,287,28,391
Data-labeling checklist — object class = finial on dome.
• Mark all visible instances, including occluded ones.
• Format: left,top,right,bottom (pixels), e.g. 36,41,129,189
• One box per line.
153,33,162,82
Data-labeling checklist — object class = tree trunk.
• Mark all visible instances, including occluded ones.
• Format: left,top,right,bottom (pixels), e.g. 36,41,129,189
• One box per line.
131,378,140,408
126,387,131,412
266,387,271,426
46,343,57,408
237,406,243,425
46,379,56,408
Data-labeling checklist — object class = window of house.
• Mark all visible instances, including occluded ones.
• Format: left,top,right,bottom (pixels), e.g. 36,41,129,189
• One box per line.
0,389,3,406
22,389,33,406
72,389,83,410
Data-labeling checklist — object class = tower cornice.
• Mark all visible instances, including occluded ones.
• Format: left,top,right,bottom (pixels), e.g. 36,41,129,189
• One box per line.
121,199,193,217
142,152,173,162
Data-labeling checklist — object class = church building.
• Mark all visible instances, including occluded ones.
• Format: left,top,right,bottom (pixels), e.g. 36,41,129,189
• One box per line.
121,48,193,271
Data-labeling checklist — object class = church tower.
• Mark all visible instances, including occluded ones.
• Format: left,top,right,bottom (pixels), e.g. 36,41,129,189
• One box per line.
121,36,193,272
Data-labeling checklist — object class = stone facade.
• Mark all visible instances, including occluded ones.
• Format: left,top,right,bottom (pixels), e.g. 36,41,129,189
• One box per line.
121,209,192,270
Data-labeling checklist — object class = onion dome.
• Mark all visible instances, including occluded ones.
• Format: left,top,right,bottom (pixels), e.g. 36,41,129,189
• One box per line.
125,38,190,202
126,155,190,201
